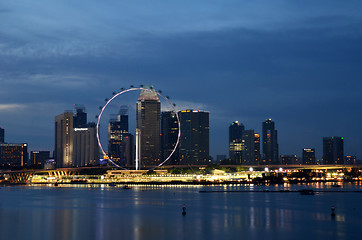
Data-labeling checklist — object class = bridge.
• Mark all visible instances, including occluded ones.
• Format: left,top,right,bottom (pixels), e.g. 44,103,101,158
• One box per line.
1,165,361,184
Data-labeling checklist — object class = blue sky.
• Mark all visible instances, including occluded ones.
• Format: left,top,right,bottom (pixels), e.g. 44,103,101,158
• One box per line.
0,0,362,159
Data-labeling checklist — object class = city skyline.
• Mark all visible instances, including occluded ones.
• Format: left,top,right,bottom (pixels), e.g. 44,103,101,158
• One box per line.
0,1,362,159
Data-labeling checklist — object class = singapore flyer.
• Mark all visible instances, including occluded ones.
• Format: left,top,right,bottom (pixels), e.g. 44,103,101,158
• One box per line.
96,86,181,170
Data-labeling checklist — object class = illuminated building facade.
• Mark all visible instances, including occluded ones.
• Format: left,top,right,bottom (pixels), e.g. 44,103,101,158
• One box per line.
229,121,244,164
55,111,74,168
262,119,279,165
345,155,357,165
254,133,260,165
0,143,28,167
323,136,344,164
108,107,134,166
179,110,209,165
302,148,316,165
136,87,161,167
30,151,50,166
55,106,99,168
238,130,261,165
73,123,99,167
161,111,179,165
0,127,4,143
281,155,300,165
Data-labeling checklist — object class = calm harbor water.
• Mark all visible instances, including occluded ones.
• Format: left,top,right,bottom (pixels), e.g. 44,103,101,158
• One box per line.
0,183,361,240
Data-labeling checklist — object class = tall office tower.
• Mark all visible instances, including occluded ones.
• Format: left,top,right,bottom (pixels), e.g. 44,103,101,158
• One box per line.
302,148,316,165
136,87,161,167
30,151,50,166
242,130,257,165
254,133,261,165
262,119,279,165
161,111,179,165
73,123,99,167
229,121,244,164
323,136,344,164
73,105,87,128
108,106,134,166
179,110,209,165
55,111,74,168
0,143,28,167
0,127,4,143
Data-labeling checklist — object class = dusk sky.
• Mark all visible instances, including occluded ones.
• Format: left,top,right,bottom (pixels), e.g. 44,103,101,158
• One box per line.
1,1,361,160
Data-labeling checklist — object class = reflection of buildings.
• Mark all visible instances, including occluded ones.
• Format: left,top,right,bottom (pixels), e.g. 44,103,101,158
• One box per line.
108,106,134,166
136,87,161,167
302,148,316,165
55,105,99,168
229,121,244,164
0,143,28,167
323,136,344,164
30,151,51,166
179,110,209,165
262,119,279,165
161,111,179,165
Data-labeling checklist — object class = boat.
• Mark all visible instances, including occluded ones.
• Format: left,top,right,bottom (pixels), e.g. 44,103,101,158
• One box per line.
331,183,341,188
123,185,131,189
108,182,116,187
299,189,314,195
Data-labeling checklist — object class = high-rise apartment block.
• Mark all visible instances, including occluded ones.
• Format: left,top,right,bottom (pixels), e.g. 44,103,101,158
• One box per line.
179,110,209,165
302,148,316,165
229,121,244,164
136,87,161,167
262,119,279,164
323,136,344,164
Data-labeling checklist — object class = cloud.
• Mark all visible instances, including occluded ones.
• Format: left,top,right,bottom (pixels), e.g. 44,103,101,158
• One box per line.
0,104,25,112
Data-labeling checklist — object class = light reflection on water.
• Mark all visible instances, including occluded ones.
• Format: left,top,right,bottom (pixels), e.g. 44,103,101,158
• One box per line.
0,183,361,240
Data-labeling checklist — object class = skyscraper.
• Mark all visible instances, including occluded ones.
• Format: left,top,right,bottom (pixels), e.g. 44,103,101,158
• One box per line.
136,87,161,167
262,119,279,165
302,148,316,165
0,127,4,143
55,111,74,168
55,106,99,168
179,110,209,165
161,111,179,165
229,121,244,164
108,106,134,166
73,105,87,128
241,130,260,165
73,123,99,167
254,133,261,165
323,137,344,165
